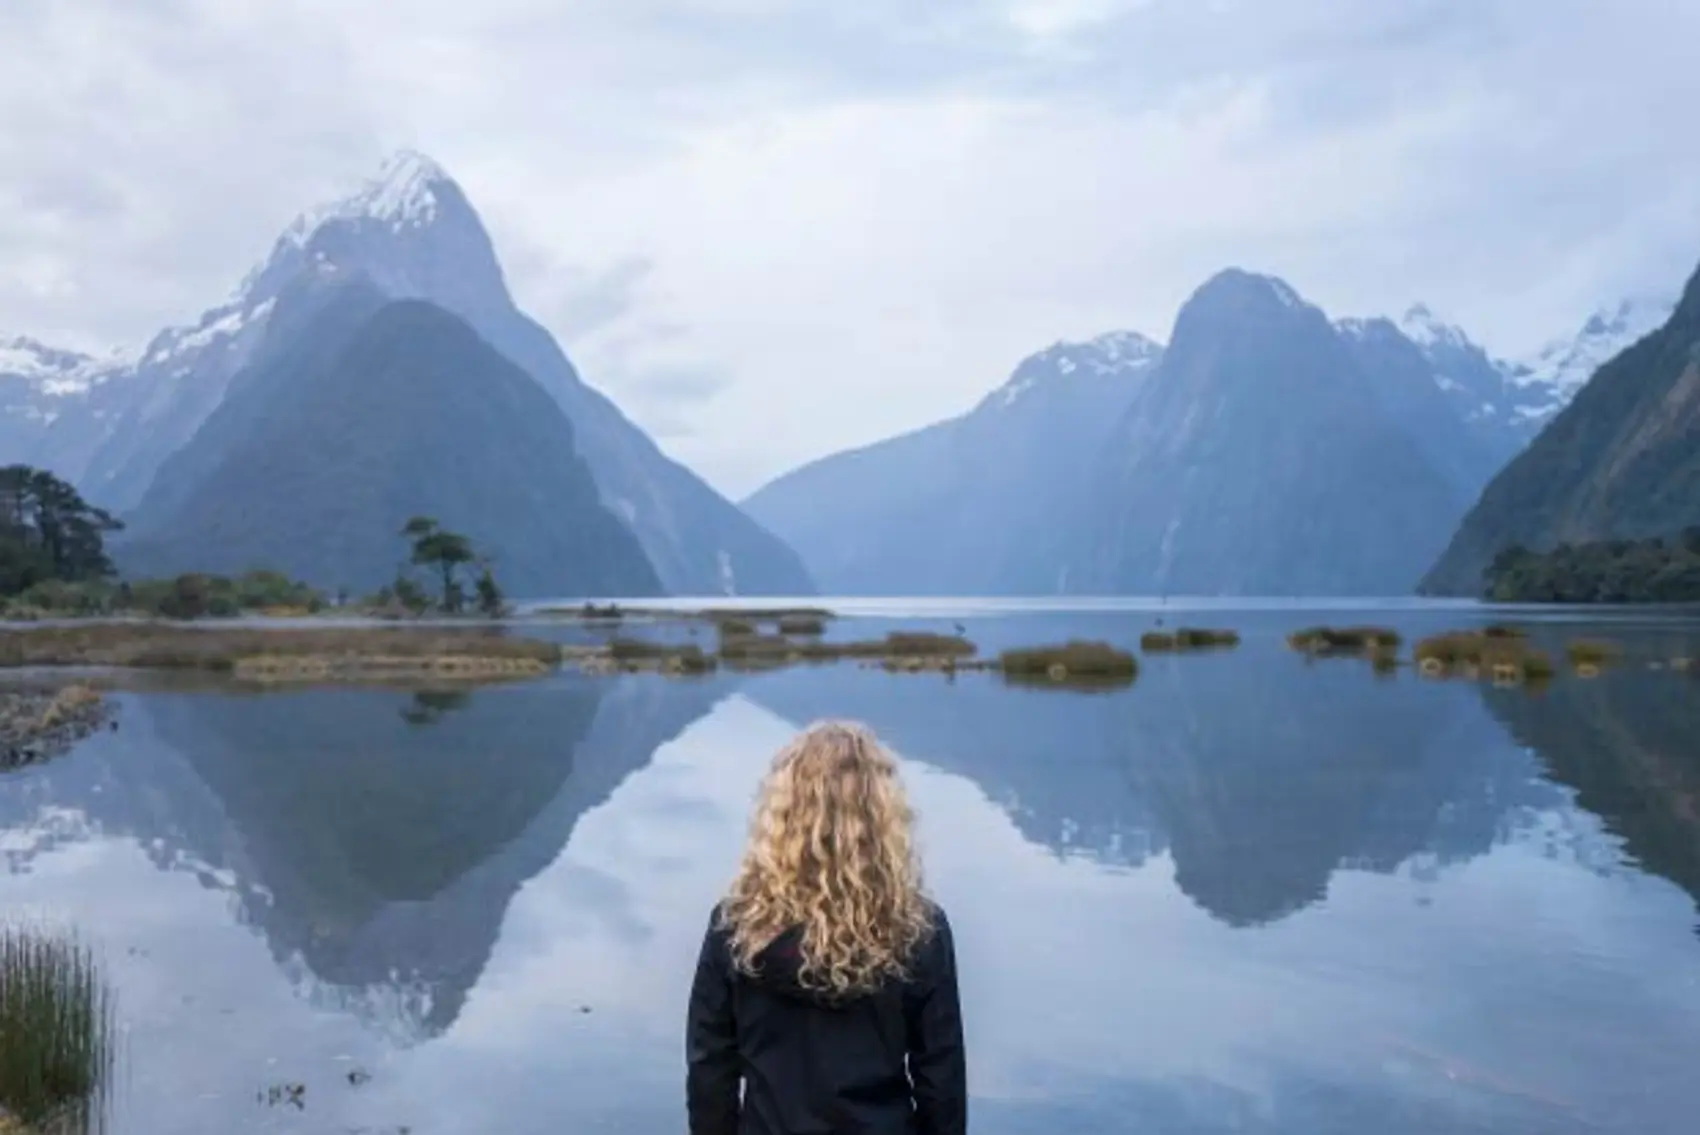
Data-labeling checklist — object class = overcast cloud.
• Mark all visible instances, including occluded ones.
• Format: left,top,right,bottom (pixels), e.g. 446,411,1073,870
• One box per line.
2,0,1697,495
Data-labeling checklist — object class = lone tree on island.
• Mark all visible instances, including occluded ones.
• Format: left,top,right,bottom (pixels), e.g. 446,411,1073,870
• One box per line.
401,516,477,613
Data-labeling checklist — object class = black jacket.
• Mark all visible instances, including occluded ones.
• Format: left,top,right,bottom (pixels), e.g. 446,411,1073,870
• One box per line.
686,904,967,1135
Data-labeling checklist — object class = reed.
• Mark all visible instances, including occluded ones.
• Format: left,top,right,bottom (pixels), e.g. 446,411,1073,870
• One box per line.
0,928,116,1134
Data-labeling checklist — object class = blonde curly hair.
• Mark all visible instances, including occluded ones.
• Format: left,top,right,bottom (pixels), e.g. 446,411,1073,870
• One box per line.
720,720,933,997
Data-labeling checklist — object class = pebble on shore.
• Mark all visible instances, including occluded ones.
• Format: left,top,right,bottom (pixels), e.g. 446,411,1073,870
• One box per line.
0,685,110,772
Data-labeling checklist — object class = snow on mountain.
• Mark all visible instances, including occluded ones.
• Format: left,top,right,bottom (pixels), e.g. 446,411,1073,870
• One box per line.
1508,295,1676,398
28,151,477,507
282,150,446,246
991,330,1162,408
0,336,129,397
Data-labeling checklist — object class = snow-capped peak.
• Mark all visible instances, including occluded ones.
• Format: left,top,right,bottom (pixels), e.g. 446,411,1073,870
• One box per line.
1397,303,1471,352
1512,295,1675,395
1084,329,1163,367
993,330,1163,407
282,148,452,248
0,335,130,395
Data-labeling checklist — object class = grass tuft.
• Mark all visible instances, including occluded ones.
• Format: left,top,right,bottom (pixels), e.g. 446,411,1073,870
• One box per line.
0,927,117,1132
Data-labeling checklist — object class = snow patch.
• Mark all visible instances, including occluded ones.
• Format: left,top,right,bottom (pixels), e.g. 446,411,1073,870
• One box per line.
283,149,449,249
0,336,129,396
1514,295,1674,396
1397,303,1470,351
995,329,1161,408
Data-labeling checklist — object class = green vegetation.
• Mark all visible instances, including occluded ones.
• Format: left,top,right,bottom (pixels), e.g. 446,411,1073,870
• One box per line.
1141,627,1240,652
385,517,508,617
0,467,121,600
997,641,1138,689
1483,533,1700,603
775,614,827,636
2,570,328,621
537,603,837,627
1286,626,1402,656
1564,639,1622,675
0,624,562,679
1413,629,1555,684
604,638,718,675
0,927,116,1133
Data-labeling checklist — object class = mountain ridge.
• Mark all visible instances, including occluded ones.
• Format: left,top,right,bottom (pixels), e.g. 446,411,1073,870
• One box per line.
743,328,1164,595
7,151,812,596
118,284,665,598
1421,258,1700,595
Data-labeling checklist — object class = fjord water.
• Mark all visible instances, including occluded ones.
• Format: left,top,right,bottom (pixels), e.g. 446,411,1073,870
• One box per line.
3,605,1699,1134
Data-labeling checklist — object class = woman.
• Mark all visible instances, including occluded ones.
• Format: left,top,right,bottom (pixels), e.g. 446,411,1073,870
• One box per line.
686,720,967,1135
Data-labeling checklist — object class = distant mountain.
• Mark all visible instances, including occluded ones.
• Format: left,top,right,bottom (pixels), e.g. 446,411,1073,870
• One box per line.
12,151,810,596
1335,315,1510,498
0,337,134,479
1387,304,1549,455
119,283,663,599
1508,295,1675,407
742,331,1162,595
1422,260,1700,595
1067,269,1469,596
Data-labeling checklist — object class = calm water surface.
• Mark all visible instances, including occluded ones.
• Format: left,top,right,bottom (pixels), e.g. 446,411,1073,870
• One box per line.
3,602,1699,1133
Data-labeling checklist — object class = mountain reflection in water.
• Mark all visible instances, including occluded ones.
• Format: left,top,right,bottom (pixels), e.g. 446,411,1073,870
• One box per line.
0,610,1696,1134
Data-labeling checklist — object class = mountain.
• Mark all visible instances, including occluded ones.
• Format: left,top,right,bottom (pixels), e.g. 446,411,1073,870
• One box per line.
1067,269,1470,596
0,337,134,476
742,331,1162,594
1421,260,1700,595
15,151,811,596
118,283,663,598
1509,295,1675,406
1334,315,1510,498
1388,304,1550,455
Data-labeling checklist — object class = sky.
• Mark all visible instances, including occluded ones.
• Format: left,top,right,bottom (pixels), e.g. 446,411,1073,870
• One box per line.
2,0,1698,498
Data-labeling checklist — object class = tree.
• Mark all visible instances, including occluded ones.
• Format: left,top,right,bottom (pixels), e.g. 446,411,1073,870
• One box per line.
401,516,475,612
475,561,506,618
0,465,123,597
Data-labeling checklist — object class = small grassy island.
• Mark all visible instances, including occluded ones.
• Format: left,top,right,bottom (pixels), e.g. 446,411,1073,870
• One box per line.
1483,533,1700,603
998,641,1139,690
1140,627,1241,652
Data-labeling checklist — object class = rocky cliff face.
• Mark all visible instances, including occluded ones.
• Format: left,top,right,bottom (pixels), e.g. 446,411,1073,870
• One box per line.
1067,269,1467,596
